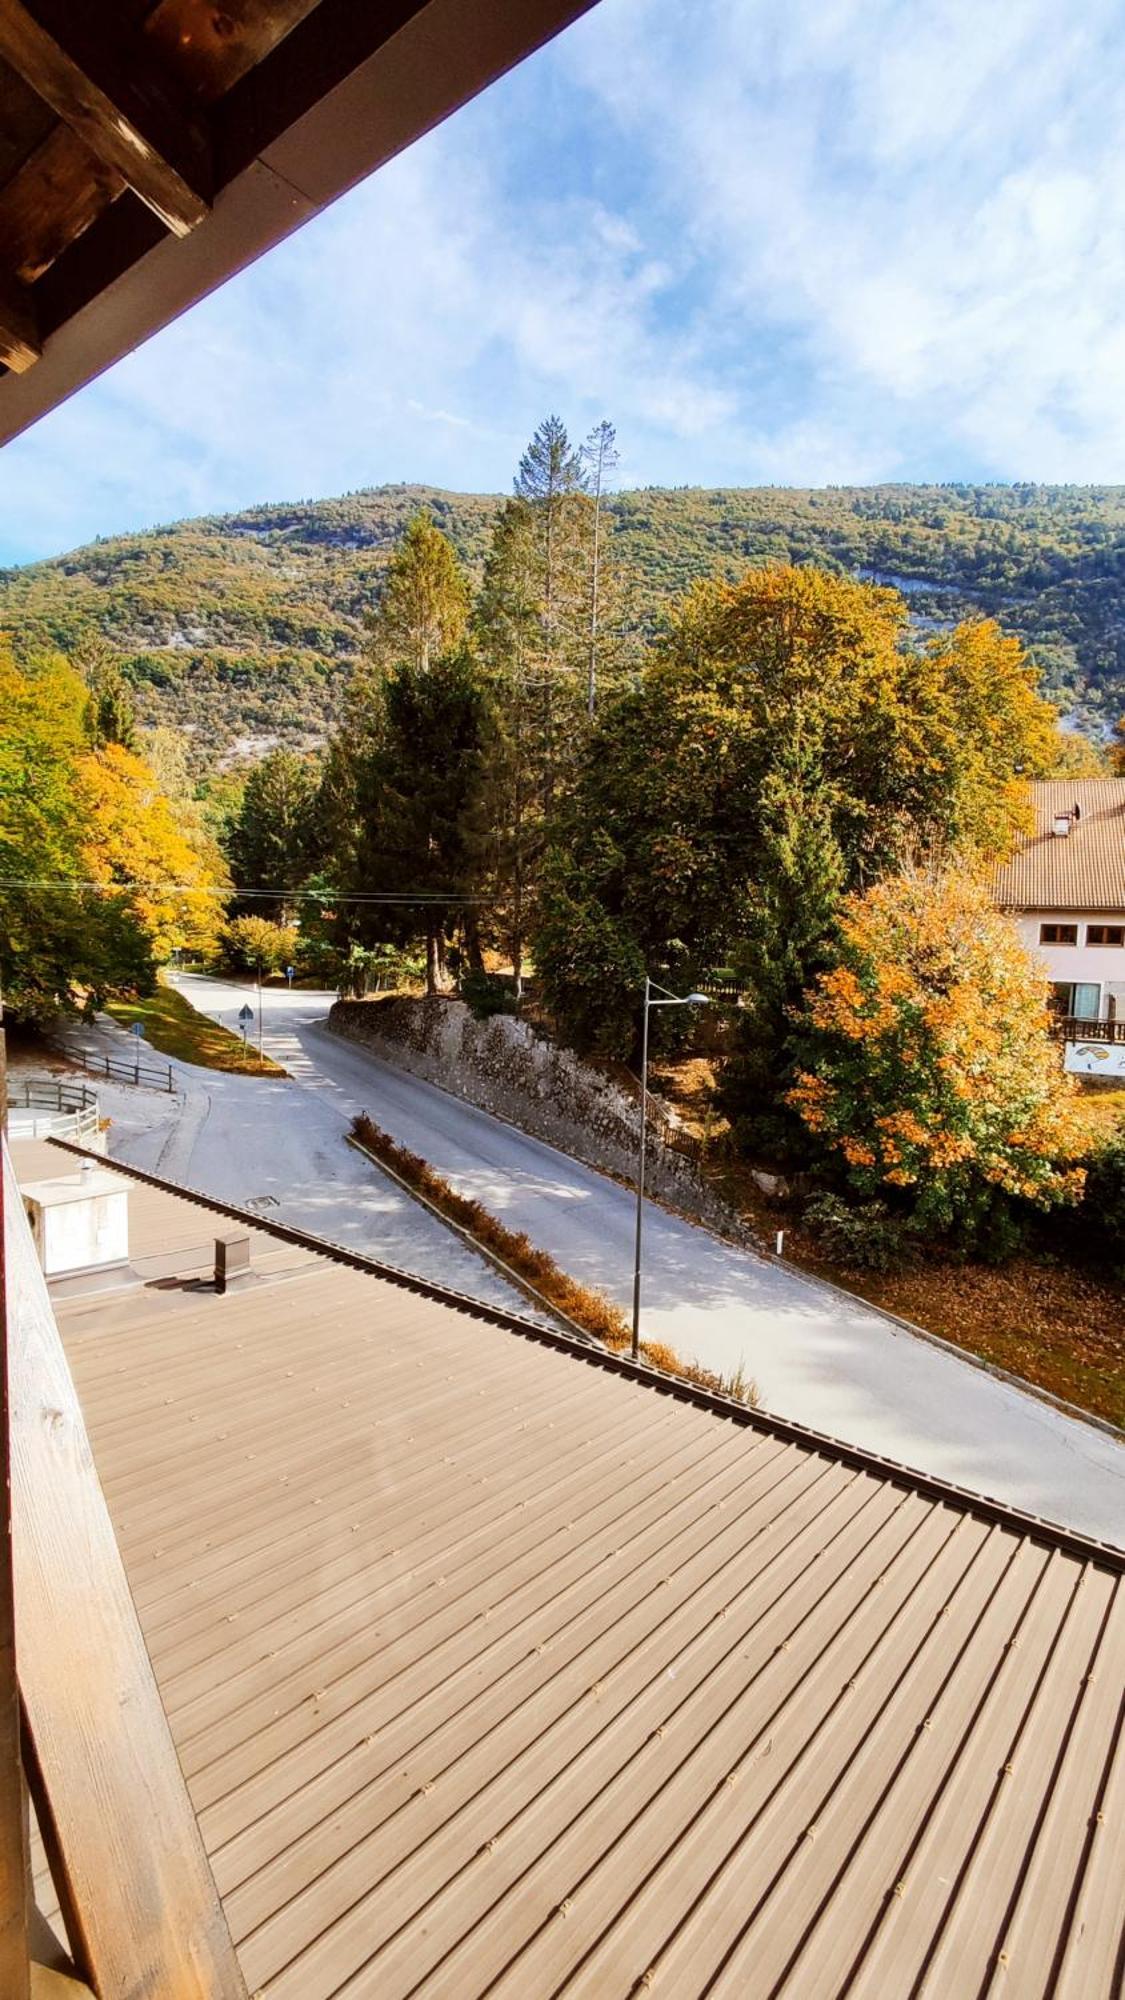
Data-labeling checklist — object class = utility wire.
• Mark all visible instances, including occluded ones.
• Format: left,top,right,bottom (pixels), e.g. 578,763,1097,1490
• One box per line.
0,879,494,904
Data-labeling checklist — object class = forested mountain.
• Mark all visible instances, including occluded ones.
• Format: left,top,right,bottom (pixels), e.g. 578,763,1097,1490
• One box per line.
3,480,1124,758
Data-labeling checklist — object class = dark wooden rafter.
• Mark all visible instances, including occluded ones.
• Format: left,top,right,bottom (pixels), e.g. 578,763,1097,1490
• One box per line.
0,274,38,371
143,0,323,104
0,0,601,428
0,0,211,236
0,126,123,285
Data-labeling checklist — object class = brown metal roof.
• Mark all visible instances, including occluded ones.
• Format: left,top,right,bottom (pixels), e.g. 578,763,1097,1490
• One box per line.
993,779,1125,914
0,1,598,442
12,1139,1125,1999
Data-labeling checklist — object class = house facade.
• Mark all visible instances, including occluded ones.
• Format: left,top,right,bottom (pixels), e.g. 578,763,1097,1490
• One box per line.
993,777,1125,1070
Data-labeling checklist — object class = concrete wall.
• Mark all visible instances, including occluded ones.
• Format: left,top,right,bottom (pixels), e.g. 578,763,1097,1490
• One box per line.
328,996,746,1237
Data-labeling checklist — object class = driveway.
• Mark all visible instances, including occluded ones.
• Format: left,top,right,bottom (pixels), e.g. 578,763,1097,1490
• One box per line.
161,973,1125,1547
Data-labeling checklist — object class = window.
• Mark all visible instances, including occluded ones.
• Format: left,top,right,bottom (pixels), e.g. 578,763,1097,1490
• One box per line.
1040,922,1078,945
1050,981,1100,1020
1086,925,1125,946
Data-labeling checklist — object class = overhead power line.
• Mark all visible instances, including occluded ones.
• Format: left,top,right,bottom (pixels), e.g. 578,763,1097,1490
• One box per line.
0,880,494,904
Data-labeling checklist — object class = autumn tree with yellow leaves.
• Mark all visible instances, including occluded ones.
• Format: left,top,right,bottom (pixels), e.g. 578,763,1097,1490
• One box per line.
78,740,225,962
0,644,225,1018
788,870,1085,1254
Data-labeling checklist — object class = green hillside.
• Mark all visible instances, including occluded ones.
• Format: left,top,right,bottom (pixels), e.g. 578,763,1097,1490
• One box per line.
3,480,1124,757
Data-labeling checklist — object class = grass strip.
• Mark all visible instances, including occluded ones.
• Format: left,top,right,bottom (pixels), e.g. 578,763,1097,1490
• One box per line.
106,977,286,1077
351,1113,757,1405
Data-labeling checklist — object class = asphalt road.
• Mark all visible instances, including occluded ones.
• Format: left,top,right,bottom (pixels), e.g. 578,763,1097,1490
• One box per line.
61,997,535,1322
138,972,1125,1548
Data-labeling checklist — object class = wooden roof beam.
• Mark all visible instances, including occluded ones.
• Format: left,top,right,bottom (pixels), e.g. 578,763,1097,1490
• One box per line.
0,277,39,371
0,1,211,237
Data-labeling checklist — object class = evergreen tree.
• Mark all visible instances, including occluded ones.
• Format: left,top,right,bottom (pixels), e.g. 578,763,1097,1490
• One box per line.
347,647,494,995
367,510,470,673
514,415,585,653
83,647,137,751
472,419,624,985
719,740,847,1158
473,498,544,992
227,749,318,919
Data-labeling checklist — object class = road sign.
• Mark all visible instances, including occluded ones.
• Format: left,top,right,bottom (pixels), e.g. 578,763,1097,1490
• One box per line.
130,1021,143,1038
238,1005,254,1024
285,964,296,987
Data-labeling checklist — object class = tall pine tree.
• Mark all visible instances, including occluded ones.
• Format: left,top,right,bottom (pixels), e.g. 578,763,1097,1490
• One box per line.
368,510,470,673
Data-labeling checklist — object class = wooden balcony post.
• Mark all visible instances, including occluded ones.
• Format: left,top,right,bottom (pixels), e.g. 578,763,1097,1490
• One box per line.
4,1145,245,1997
0,1120,30,1997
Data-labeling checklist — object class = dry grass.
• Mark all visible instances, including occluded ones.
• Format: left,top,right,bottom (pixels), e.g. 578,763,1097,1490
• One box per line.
106,978,286,1077
648,1056,731,1144
1069,1081,1125,1151
351,1113,757,1406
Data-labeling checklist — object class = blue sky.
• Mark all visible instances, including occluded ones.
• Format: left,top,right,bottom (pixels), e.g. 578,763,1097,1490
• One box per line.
2,0,1122,565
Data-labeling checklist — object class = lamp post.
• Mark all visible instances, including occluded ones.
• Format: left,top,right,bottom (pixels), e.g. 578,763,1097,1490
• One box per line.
632,977,710,1360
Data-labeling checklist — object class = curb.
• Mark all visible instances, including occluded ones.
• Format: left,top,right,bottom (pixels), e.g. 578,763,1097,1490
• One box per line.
345,1133,604,1348
749,1239,1125,1445
323,1022,1123,1447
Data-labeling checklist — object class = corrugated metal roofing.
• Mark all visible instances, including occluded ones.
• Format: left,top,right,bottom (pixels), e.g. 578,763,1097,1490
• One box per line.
13,1141,1125,1999
993,778,1125,913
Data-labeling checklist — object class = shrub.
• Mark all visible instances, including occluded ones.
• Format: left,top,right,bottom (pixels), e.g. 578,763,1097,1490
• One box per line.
350,1113,757,1403
1082,1133,1125,1262
804,1194,915,1273
460,968,518,1020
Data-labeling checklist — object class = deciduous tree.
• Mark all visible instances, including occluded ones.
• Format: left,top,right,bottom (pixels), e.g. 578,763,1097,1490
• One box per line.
788,870,1084,1254
223,914,300,978
79,741,224,959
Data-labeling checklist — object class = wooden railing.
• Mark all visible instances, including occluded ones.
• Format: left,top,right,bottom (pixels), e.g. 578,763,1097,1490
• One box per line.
1,1144,245,1997
1052,1015,1125,1044
73,1048,175,1091
8,1085,99,1144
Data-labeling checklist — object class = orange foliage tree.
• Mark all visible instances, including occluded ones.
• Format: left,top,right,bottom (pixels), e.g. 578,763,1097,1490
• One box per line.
788,870,1085,1252
78,741,225,960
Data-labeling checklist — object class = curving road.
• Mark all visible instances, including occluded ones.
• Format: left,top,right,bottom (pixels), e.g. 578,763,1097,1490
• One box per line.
113,971,1125,1550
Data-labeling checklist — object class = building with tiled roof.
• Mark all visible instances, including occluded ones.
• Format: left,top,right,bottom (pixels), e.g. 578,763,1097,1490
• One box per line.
993,780,1125,1046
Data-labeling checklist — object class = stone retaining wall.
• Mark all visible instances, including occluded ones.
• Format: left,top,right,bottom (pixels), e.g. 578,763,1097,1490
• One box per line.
327,996,746,1236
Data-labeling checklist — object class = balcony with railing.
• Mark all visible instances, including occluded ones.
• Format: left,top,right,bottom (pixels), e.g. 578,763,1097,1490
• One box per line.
1052,1014,1125,1044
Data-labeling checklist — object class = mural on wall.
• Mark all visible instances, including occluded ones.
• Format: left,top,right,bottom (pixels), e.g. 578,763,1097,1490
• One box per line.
1065,1042,1125,1077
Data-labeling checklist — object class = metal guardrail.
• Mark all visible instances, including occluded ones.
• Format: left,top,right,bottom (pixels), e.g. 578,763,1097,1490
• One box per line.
75,1048,176,1092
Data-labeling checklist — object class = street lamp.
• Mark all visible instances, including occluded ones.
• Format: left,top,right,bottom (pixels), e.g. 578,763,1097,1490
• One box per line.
632,976,710,1359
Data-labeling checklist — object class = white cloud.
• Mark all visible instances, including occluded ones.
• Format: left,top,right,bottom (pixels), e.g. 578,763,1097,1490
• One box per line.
3,0,1124,560
561,0,1125,479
